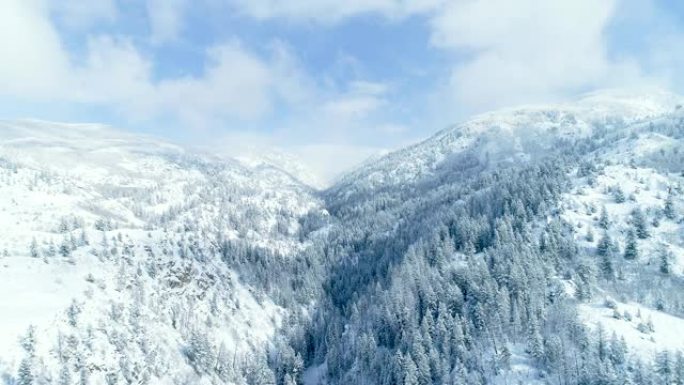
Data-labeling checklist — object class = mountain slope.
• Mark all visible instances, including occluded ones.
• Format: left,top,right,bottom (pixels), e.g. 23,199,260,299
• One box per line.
308,89,684,385
1,89,683,385
0,120,328,384
331,89,682,201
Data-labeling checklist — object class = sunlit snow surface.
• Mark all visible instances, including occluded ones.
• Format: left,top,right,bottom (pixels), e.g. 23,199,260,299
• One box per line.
332,88,683,196
0,120,325,382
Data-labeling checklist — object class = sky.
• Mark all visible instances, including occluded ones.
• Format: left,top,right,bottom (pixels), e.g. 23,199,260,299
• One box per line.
1,0,684,181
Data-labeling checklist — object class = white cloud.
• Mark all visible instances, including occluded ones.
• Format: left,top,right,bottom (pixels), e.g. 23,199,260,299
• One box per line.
0,0,307,130
430,0,648,111
155,42,278,126
228,0,675,117
0,0,71,98
323,96,385,120
321,80,389,120
50,0,118,29
229,0,443,23
0,0,405,167
289,144,387,184
348,80,389,96
146,0,187,43
77,36,155,107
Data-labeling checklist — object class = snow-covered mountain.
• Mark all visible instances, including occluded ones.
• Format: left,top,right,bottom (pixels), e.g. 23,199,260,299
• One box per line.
0,120,328,384
230,146,326,189
319,88,684,384
331,88,683,199
1,89,683,385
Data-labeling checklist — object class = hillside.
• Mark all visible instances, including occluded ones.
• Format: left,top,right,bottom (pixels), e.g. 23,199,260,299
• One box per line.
0,120,328,384
314,89,684,385
330,88,681,201
0,90,683,385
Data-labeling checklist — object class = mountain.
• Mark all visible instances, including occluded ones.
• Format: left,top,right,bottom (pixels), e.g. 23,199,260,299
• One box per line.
230,146,326,190
0,89,683,385
331,88,682,200
0,120,328,384
316,88,684,384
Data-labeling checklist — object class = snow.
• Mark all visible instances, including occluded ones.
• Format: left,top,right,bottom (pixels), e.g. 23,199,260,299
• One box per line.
0,88,682,382
231,145,325,189
579,300,684,358
562,163,684,276
0,256,90,357
491,345,545,385
332,88,684,196
0,120,326,383
555,112,684,359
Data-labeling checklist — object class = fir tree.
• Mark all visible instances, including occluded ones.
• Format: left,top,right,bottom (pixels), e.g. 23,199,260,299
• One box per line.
29,238,39,258
656,351,673,384
403,355,419,385
597,231,612,256
598,206,610,229
58,364,72,385
613,186,626,203
623,229,638,260
659,246,672,275
20,326,36,356
17,357,33,385
585,226,594,242
664,191,676,220
632,207,649,239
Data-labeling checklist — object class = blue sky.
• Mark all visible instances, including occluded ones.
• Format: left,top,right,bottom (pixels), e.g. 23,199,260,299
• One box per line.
2,0,684,178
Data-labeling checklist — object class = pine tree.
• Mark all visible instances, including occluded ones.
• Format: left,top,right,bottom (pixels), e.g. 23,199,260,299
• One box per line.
674,351,684,385
608,332,625,365
411,342,431,385
597,323,608,361
67,300,81,327
527,322,544,362
585,226,594,242
20,326,36,356
664,190,676,220
283,373,296,385
597,233,615,279
29,238,39,258
58,364,72,385
575,262,594,301
597,231,612,256
599,206,610,229
17,357,33,385
623,229,638,260
59,236,71,258
659,246,672,275
632,207,649,239
613,187,626,203
79,363,90,385
187,330,215,374
657,350,673,384
403,355,419,385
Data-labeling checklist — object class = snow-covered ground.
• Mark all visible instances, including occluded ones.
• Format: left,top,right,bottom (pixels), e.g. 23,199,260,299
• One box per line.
0,120,326,383
579,300,684,358
1,89,683,383
557,111,684,361
562,163,684,276
332,88,683,196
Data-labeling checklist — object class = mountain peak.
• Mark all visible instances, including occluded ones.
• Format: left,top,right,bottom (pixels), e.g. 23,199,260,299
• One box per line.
332,88,684,196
